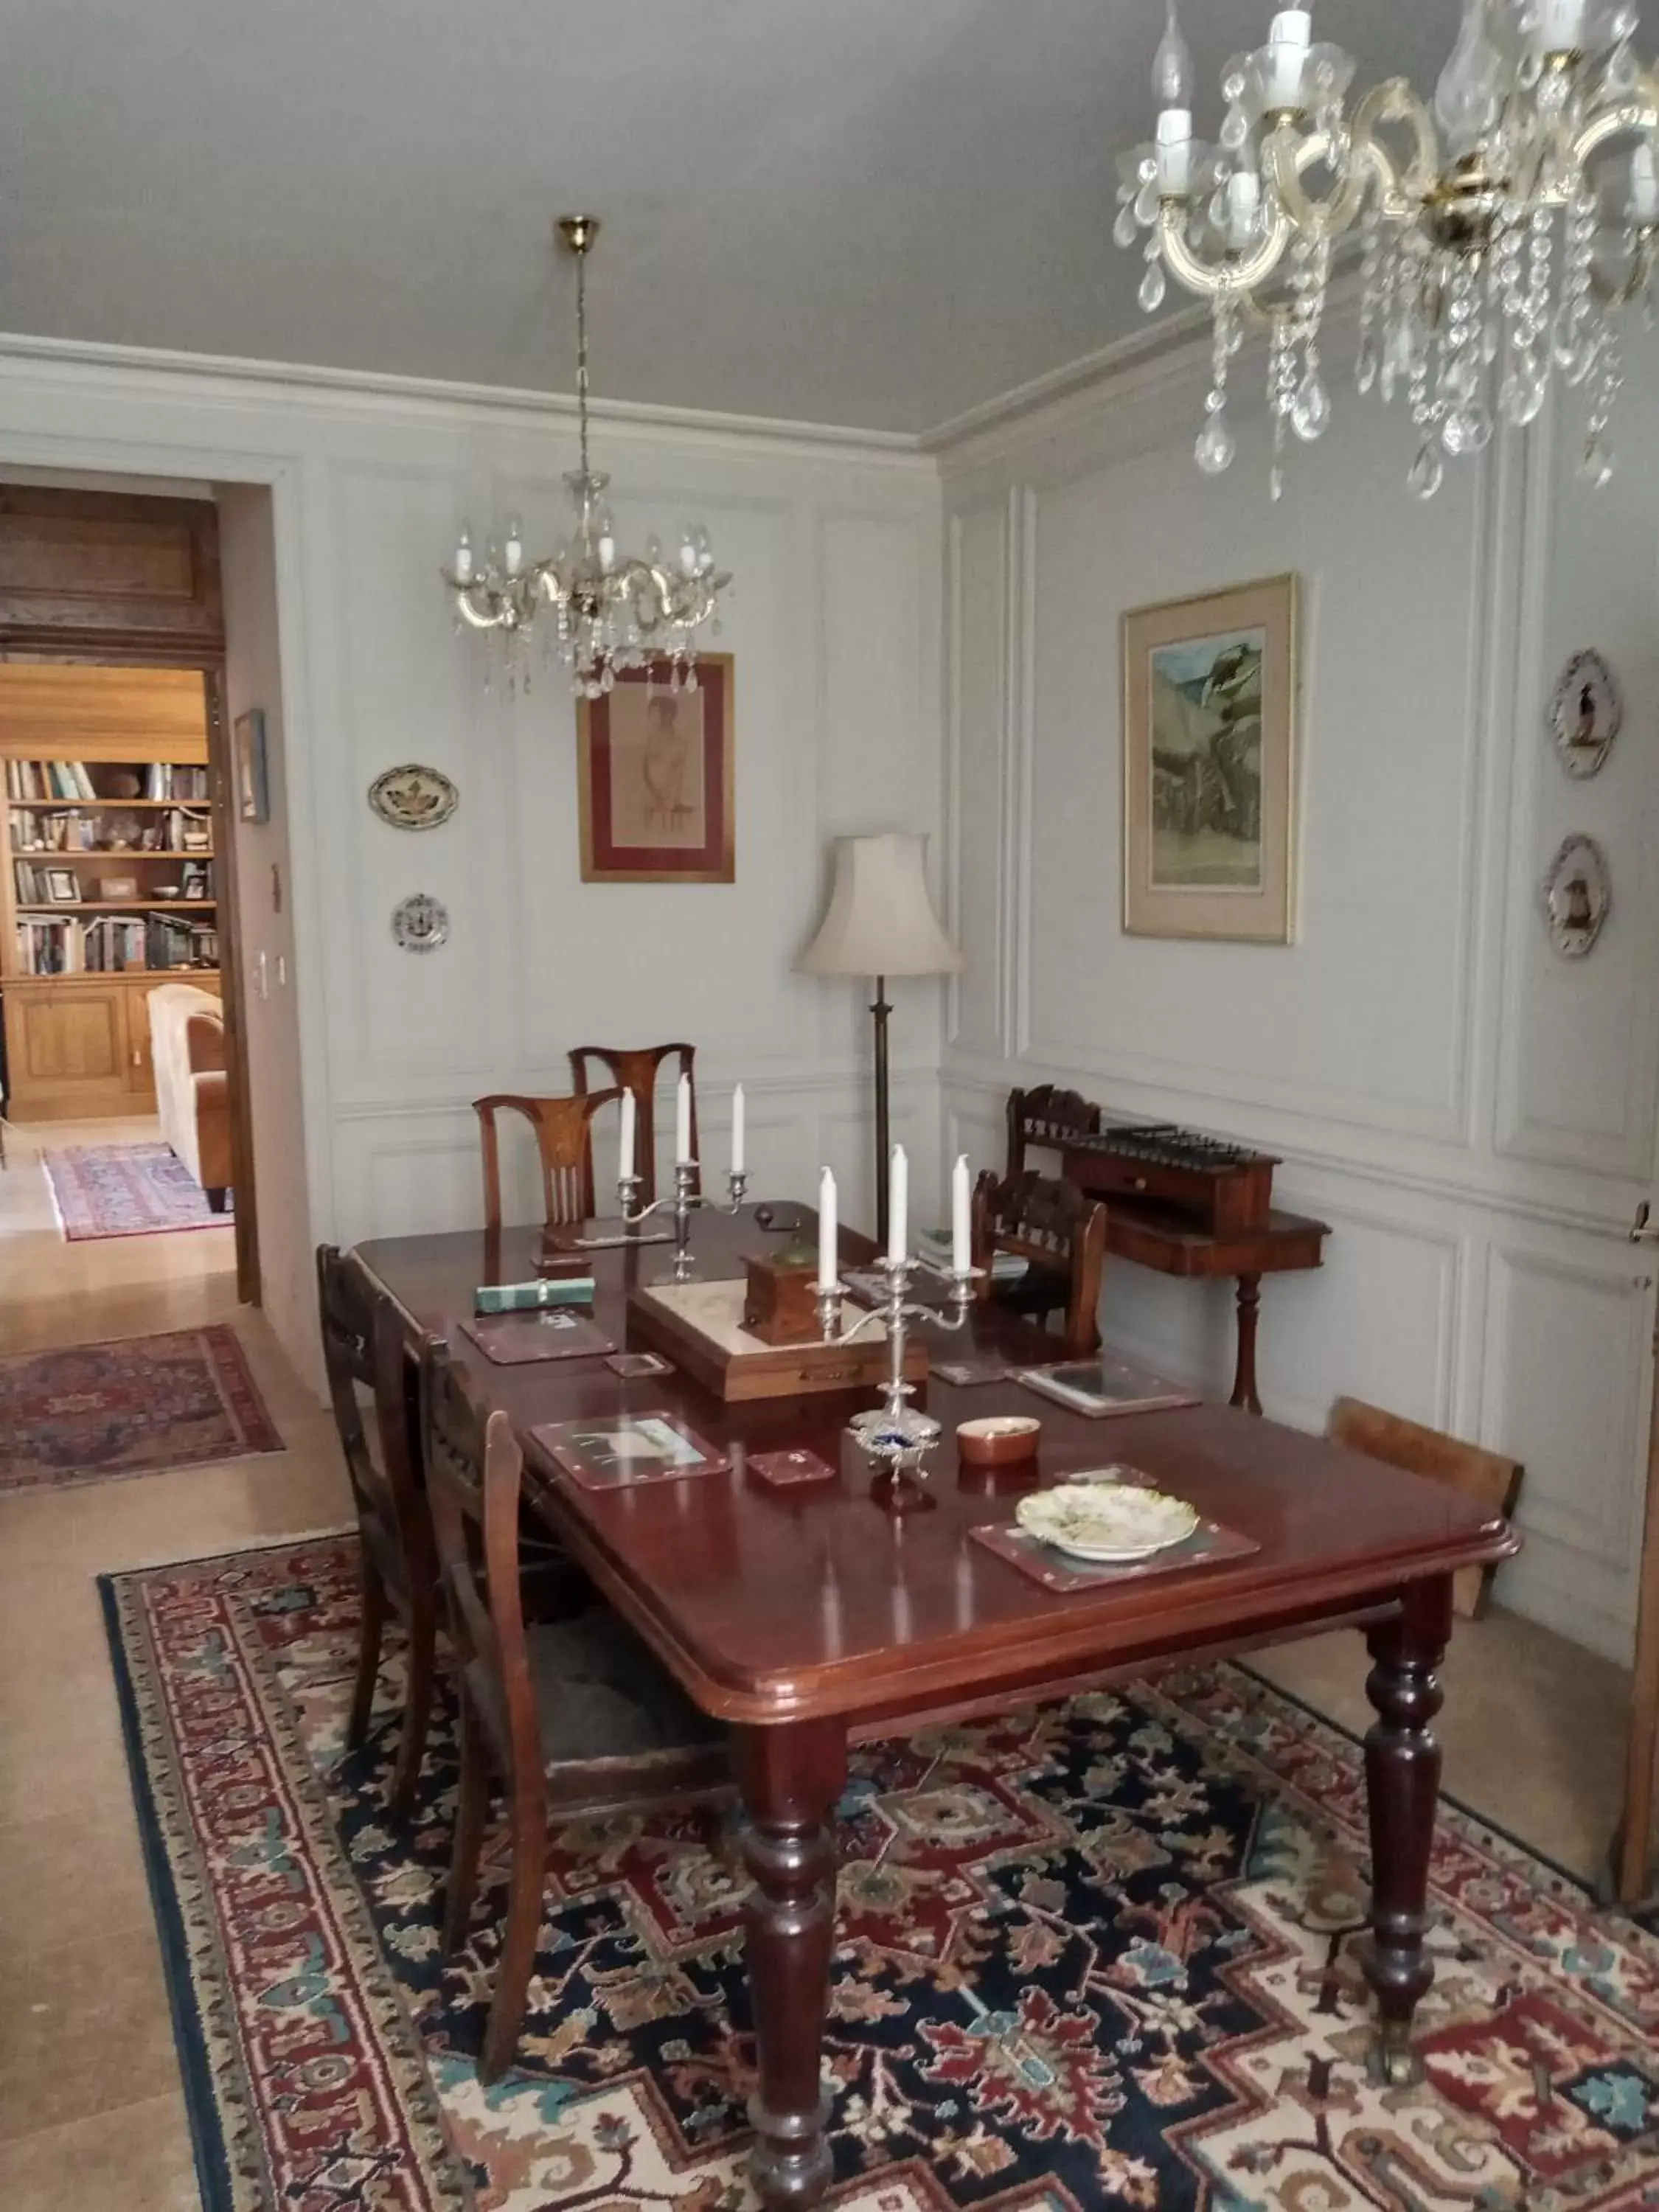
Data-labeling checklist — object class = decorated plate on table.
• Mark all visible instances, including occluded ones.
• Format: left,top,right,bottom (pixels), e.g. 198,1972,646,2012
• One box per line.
1015,1479,1199,1563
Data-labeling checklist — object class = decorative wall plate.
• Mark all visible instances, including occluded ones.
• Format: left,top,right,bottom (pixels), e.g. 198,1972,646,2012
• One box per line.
1548,650,1621,779
1543,835,1610,957
369,763,459,831
391,892,450,952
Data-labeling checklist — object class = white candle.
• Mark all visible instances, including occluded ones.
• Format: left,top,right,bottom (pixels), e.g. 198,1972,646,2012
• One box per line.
675,1073,693,1165
1537,0,1586,49
887,1143,908,1267
1156,108,1193,196
453,529,474,584
1266,7,1311,105
818,1166,838,1292
951,1153,972,1276
618,1087,636,1183
598,531,616,571
1227,169,1262,247
679,535,699,577
504,518,524,578
731,1083,745,1175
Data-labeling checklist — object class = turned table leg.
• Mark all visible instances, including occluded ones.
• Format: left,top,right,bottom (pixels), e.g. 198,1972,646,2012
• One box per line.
1229,1273,1263,1415
735,1717,847,2209
1361,1577,1451,2084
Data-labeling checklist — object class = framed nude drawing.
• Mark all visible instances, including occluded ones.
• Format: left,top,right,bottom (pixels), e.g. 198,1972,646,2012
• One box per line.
577,655,734,883
1121,574,1299,943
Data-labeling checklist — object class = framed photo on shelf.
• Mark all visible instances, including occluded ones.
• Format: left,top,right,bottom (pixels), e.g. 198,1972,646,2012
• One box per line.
1121,573,1299,945
46,869,79,902
179,861,210,902
234,707,270,825
577,654,734,883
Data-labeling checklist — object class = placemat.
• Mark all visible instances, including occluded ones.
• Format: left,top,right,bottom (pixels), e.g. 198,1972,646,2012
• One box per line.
532,1411,730,1491
970,1516,1258,1593
459,1312,616,1366
748,1447,838,1488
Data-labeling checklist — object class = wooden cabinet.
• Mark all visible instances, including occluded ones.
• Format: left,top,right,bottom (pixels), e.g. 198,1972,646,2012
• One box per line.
0,970,219,1119
4,981,131,1117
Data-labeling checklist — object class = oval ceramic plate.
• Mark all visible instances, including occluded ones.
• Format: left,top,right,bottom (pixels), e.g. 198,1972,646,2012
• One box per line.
1016,1480,1198,1562
369,763,459,832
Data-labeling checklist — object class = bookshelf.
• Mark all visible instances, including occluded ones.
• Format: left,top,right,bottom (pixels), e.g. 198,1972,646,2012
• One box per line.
0,666,220,1121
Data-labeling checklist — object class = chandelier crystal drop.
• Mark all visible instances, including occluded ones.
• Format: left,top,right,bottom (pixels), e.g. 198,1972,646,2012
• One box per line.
1117,1,1659,496
442,216,729,697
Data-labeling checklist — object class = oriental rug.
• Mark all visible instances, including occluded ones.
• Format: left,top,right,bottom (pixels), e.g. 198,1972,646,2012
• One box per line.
102,1533,1659,2212
1,1326,282,1496
43,1141,233,1239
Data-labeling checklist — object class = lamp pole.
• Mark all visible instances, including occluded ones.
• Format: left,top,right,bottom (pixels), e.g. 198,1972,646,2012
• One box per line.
871,974,891,1250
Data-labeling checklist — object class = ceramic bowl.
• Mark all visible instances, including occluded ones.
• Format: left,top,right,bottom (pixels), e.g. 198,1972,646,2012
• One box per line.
956,1414,1043,1467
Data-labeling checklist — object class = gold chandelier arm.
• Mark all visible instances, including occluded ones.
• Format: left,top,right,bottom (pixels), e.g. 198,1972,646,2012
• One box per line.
1259,81,1436,240
1157,198,1293,299
451,583,512,632
1569,69,1659,170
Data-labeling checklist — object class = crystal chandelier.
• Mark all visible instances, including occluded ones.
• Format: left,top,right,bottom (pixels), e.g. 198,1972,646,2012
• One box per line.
442,216,728,696
1117,1,1659,498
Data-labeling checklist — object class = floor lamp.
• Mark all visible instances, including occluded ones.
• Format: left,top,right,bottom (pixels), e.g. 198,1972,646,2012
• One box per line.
796,832,961,1250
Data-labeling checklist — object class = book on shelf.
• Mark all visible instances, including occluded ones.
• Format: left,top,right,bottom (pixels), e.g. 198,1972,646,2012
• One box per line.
4,759,210,804
11,910,218,977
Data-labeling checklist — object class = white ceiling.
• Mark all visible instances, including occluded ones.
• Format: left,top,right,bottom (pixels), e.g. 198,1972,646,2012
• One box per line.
0,0,1462,435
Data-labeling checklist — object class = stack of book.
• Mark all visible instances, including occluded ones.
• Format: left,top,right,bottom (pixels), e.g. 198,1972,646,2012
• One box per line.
916,1225,1028,1281
5,759,98,801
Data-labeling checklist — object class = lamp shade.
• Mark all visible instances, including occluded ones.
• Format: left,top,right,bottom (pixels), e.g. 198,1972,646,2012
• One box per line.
796,832,962,979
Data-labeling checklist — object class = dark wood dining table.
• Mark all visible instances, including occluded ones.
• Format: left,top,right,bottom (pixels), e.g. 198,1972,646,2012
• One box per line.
357,1205,1520,2211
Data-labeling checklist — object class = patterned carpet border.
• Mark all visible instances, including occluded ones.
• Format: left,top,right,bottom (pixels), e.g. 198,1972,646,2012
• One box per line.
0,1326,284,1496
43,1141,233,1239
100,1534,1659,2212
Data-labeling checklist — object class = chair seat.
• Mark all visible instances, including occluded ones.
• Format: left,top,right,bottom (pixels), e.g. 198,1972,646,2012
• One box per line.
528,1609,726,1765
993,1265,1070,1320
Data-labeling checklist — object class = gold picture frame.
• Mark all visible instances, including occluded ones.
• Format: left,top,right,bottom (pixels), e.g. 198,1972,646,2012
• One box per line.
1121,574,1300,944
577,655,735,884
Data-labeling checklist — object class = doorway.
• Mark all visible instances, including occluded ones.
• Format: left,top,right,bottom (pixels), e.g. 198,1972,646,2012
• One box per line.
0,486,260,1304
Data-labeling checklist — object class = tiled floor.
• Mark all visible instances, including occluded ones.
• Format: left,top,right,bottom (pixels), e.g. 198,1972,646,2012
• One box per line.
0,1113,1637,2207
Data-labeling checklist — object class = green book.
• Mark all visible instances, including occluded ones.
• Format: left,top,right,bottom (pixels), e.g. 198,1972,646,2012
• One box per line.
474,1277,597,1315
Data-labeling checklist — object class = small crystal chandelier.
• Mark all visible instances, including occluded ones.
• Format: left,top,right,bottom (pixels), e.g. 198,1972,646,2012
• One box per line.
442,216,729,696
1117,1,1659,498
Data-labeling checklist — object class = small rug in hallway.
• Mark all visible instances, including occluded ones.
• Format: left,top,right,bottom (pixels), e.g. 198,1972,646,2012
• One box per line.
103,1535,1659,2212
0,1326,282,1496
42,1141,232,1239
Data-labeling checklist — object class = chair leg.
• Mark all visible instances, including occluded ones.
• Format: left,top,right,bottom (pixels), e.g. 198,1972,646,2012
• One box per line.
388,1593,437,1817
442,1701,490,1962
479,1784,548,2085
346,1554,389,1750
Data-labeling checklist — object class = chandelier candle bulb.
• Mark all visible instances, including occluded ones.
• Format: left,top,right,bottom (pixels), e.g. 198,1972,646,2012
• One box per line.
1157,108,1194,196
504,522,524,580
453,531,474,585
1227,170,1262,246
888,1144,909,1267
675,1074,693,1166
731,1085,745,1178
1265,8,1312,106
1537,0,1587,51
817,1167,838,1293
1631,142,1659,223
618,1088,636,1185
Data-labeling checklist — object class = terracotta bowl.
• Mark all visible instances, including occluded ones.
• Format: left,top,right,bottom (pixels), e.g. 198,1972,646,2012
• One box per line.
956,1414,1043,1468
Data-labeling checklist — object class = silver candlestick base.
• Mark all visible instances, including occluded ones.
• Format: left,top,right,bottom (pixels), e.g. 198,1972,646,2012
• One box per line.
619,1161,749,1280
816,1252,979,1503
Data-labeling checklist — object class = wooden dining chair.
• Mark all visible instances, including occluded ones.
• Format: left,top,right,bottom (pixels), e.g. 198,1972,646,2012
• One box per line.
1329,1397,1523,1621
316,1245,439,1814
1005,1082,1101,1180
568,1042,698,1206
421,1339,731,2082
473,1088,622,1234
972,1168,1108,1357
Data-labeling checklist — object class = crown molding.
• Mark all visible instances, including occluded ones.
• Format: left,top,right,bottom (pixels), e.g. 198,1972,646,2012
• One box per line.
0,330,936,472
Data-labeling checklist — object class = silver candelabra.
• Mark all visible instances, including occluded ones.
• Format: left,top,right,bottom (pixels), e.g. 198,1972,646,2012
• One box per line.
617,1161,749,1280
815,1252,979,1499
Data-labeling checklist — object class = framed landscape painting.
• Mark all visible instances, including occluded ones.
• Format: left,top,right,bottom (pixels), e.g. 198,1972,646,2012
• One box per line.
577,654,734,883
1121,574,1299,943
